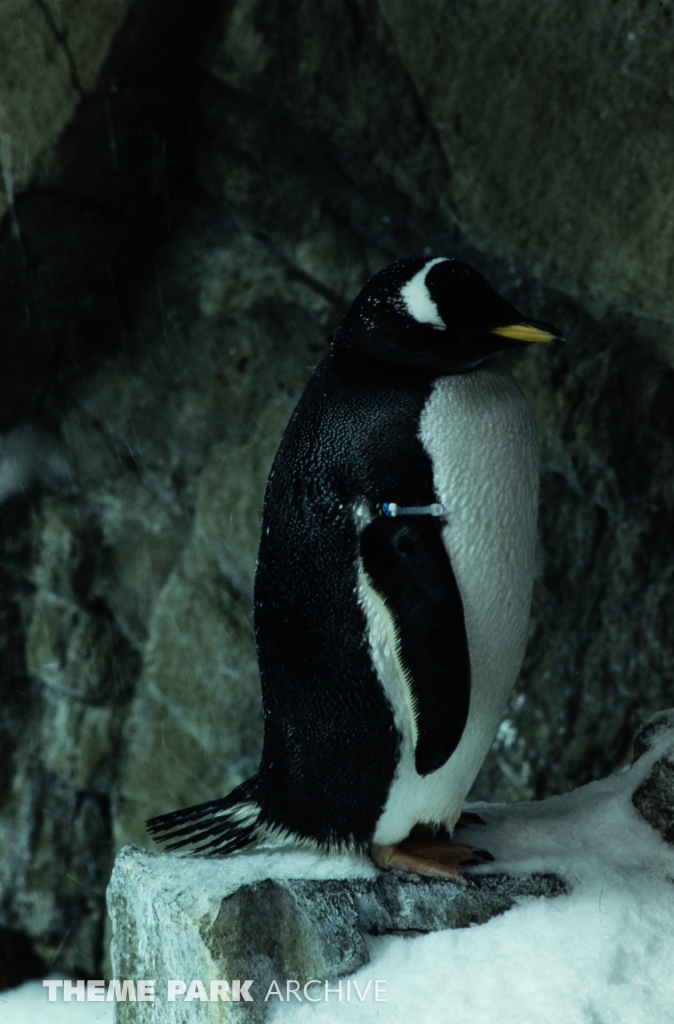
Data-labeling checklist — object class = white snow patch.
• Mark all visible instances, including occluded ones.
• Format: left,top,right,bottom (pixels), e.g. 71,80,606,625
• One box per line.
0,980,112,1023
269,727,674,1023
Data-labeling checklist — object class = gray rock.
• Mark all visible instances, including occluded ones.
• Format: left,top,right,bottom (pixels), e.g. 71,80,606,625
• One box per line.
380,0,674,366
0,0,137,227
632,708,674,764
0,422,72,506
632,710,674,845
107,845,567,1023
632,759,674,846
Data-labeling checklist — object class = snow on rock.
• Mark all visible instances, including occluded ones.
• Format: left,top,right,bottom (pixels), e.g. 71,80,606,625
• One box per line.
106,710,674,1024
632,709,674,845
107,845,564,1024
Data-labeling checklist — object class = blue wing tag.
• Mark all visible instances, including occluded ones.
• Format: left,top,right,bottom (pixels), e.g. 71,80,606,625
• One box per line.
377,502,445,518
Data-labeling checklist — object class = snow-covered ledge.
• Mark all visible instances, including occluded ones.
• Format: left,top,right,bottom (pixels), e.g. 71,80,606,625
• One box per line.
107,711,674,1024
107,849,565,1023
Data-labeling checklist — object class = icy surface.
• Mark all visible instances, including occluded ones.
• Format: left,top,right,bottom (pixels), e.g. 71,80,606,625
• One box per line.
6,722,674,1023
267,724,674,1023
0,980,112,1023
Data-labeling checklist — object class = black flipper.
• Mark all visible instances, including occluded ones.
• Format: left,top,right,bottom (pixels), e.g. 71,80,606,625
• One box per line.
146,775,264,854
359,516,470,776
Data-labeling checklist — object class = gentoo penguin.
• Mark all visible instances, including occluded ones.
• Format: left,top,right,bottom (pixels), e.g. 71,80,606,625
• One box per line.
148,256,561,879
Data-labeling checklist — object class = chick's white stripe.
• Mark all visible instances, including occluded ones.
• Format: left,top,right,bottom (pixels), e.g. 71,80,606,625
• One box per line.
399,257,449,327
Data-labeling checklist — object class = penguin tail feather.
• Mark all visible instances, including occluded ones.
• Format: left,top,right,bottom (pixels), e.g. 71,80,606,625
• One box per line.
146,777,266,855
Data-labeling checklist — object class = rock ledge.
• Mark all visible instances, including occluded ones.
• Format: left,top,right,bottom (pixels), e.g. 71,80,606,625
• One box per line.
108,845,566,1023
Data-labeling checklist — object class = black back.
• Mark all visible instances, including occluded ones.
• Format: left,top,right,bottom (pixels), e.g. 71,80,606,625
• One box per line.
254,348,469,849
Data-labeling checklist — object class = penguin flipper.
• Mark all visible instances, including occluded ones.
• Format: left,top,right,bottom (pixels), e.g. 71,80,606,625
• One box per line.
146,776,264,854
360,517,470,776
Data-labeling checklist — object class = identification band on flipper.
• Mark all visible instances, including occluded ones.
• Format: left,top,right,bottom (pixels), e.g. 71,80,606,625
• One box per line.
376,502,445,518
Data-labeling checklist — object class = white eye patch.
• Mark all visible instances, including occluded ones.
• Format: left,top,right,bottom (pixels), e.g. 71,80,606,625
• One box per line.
398,257,449,329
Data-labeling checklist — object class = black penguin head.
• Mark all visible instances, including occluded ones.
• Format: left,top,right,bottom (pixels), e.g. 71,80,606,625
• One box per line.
335,257,563,372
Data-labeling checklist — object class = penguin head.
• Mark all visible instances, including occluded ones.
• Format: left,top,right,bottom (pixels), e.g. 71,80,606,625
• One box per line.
335,256,562,373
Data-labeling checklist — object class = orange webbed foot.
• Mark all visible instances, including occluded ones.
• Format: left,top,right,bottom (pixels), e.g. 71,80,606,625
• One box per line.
371,824,494,883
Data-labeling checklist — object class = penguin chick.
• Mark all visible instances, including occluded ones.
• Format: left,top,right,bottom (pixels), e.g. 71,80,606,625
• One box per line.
148,256,562,881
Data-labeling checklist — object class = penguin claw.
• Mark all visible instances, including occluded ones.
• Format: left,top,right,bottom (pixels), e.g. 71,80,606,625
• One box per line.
455,811,487,829
463,847,495,864
370,839,494,883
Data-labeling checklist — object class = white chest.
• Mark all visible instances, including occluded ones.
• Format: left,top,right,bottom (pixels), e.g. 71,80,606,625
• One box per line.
367,364,539,843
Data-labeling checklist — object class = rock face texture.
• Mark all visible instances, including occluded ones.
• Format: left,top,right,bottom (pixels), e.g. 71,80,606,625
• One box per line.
1,0,674,983
107,846,567,1024
380,0,674,362
0,0,137,227
632,710,674,846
